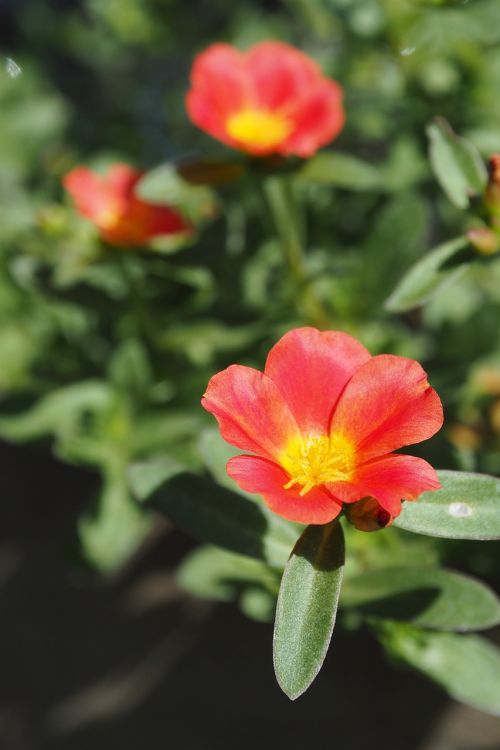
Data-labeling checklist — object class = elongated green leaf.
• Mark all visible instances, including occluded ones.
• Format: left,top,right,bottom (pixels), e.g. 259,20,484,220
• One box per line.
427,118,487,208
394,470,500,540
273,522,345,700
298,152,381,190
375,622,500,716
385,236,469,312
138,470,297,567
342,566,500,631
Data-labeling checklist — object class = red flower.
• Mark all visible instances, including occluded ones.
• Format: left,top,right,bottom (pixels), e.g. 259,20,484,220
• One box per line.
63,164,191,248
186,42,344,158
202,328,443,526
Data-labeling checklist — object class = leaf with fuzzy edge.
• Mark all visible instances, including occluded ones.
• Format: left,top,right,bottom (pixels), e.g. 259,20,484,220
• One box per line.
394,470,500,540
273,521,345,700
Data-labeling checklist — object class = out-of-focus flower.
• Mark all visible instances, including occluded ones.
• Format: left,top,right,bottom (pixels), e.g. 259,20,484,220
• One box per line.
63,164,192,247
202,327,443,526
447,423,481,452
186,42,344,158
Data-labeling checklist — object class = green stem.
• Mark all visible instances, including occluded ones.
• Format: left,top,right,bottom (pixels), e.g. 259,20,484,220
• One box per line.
263,175,331,328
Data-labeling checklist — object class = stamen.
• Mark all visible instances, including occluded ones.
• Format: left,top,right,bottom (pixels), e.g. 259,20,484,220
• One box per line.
280,433,355,496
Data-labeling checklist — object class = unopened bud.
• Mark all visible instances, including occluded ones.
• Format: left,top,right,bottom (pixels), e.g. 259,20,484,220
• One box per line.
467,227,499,255
485,154,500,215
345,497,393,532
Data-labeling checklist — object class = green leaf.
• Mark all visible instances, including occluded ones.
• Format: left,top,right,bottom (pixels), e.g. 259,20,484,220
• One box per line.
177,545,278,602
342,566,500,631
79,469,152,571
273,521,345,700
385,236,469,312
375,622,500,716
427,118,487,208
137,164,217,225
394,470,500,540
298,152,381,190
0,381,112,442
138,471,298,567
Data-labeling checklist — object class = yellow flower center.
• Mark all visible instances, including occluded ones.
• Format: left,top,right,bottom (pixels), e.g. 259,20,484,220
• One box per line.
98,203,123,230
226,108,292,150
279,433,356,496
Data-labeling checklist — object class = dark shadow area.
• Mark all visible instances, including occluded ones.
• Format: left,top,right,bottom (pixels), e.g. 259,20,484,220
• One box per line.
2,441,500,750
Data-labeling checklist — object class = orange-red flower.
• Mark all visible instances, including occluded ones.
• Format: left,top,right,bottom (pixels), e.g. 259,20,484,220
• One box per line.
186,42,344,158
63,164,191,247
202,328,443,526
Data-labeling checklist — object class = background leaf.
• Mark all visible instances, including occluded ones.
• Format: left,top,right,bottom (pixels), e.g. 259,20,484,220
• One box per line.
342,566,500,631
394,470,500,540
298,152,382,191
375,622,500,716
140,471,298,567
385,236,470,312
427,118,487,208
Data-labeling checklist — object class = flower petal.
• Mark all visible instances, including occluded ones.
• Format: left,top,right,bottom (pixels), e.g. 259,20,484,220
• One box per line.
283,79,345,158
105,164,143,198
227,454,342,524
101,199,191,247
202,365,300,460
246,42,320,110
331,354,443,461
327,453,441,516
186,44,248,145
264,327,371,436
63,167,108,222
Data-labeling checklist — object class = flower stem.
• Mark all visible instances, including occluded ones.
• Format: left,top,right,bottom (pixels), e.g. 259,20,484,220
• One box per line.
263,175,331,328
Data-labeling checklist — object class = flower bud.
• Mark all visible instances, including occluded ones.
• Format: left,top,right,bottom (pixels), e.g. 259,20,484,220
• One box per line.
467,227,499,256
485,154,500,215
345,497,394,532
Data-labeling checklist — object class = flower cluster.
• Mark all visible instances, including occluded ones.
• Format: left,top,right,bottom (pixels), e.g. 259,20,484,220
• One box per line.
203,327,443,529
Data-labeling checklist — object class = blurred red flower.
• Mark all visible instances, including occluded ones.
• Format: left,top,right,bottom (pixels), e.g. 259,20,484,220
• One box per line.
186,41,345,158
63,164,191,247
202,327,443,526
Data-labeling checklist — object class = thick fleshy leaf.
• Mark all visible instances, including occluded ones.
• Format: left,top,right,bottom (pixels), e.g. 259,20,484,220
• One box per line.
227,454,343,525
375,622,500,716
394,470,500,540
264,327,370,435
202,364,300,460
427,118,487,209
273,521,345,700
328,454,441,516
384,236,470,312
138,470,298,567
298,152,382,190
342,567,500,631
330,354,443,461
